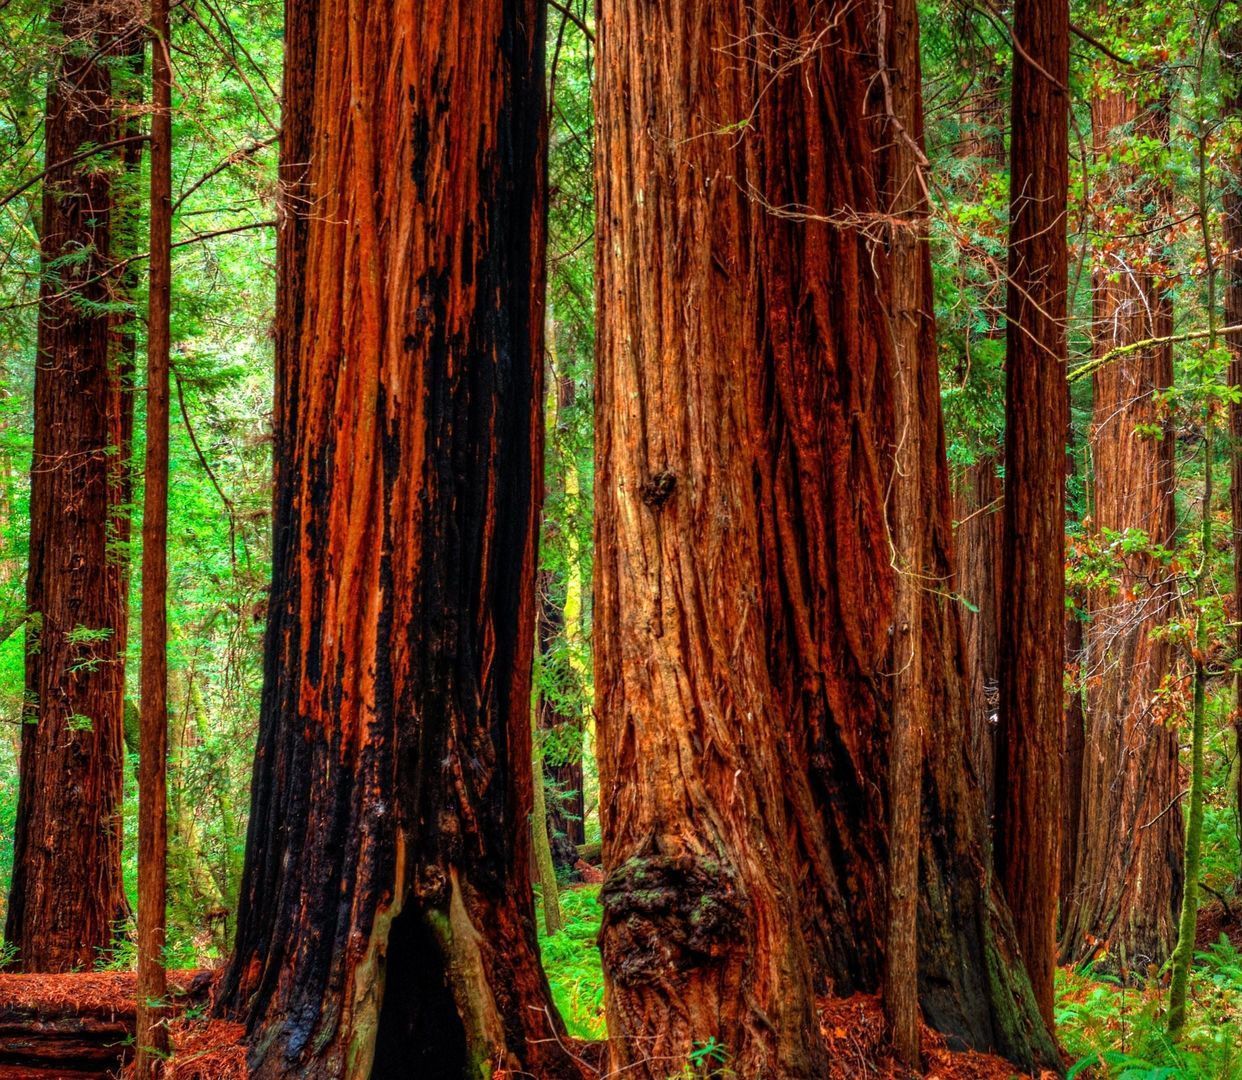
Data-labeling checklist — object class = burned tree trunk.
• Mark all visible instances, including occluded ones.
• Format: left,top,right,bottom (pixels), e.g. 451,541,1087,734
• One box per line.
216,1,582,1077
5,0,140,972
995,0,1069,1028
595,1,1058,1075
1059,90,1182,970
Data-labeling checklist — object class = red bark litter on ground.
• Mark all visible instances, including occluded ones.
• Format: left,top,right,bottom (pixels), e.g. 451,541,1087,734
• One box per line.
0,970,211,1075
819,994,1059,1079
1197,898,1242,950
120,1018,246,1080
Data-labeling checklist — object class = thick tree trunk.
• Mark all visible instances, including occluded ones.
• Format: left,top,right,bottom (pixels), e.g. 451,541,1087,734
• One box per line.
5,0,139,972
216,2,583,1077
595,2,1058,1075
996,0,1069,1028
1059,91,1182,970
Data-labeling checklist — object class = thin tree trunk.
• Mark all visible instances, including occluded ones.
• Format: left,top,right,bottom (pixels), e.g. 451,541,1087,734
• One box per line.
531,740,563,935
1061,611,1086,911
1222,10,1242,881
953,460,1002,813
5,0,138,973
996,0,1069,1028
135,0,172,1072
950,59,1005,813
537,565,584,853
1059,90,1182,970
596,1,1058,1075
1169,124,1219,1041
215,2,584,1076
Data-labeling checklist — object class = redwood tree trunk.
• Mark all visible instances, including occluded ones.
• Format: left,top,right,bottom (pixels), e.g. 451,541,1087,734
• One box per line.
135,0,172,1071
996,0,1069,1028
216,2,583,1077
950,61,1005,812
595,1,1058,1075
1059,90,1182,969
953,461,1003,812
5,0,138,972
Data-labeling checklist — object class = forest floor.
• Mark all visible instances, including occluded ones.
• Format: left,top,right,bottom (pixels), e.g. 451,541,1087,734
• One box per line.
0,969,244,1078
540,884,1242,1078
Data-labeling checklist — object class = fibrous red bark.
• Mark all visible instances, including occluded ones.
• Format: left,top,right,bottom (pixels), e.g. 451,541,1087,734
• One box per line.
595,1,1058,1075
216,1,583,1076
996,0,1070,1028
6,0,140,973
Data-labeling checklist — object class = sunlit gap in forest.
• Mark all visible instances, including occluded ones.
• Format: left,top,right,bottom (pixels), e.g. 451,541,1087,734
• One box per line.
0,0,1241,1077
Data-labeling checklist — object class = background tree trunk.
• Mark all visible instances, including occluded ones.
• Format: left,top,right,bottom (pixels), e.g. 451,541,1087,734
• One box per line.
996,0,1069,1028
1222,9,1242,875
5,0,139,973
1059,89,1183,970
953,462,1003,812
215,1,583,1076
135,0,173,1071
595,1,1058,1075
536,565,585,853
949,59,1005,812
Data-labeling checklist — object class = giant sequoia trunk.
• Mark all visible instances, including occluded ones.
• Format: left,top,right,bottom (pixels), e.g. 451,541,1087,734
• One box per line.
216,2,582,1076
996,0,1069,1028
595,1,1058,1075
6,0,138,972
1059,90,1183,969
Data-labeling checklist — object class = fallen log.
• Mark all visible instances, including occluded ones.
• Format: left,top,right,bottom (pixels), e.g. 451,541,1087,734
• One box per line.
0,970,212,1074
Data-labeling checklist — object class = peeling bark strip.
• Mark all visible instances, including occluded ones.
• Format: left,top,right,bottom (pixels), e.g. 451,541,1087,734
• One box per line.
997,0,1070,1029
6,0,140,972
216,1,582,1077
1060,89,1182,970
595,0,1059,1075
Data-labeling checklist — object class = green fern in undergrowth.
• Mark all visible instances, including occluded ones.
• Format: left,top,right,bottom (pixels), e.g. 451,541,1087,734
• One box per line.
1056,947,1242,1078
537,884,606,1040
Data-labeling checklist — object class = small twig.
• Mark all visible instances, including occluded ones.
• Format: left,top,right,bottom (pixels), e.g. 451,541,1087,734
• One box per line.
548,0,593,43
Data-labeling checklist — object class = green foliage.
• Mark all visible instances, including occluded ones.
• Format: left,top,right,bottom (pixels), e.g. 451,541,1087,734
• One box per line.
1057,955,1242,1078
537,885,606,1040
